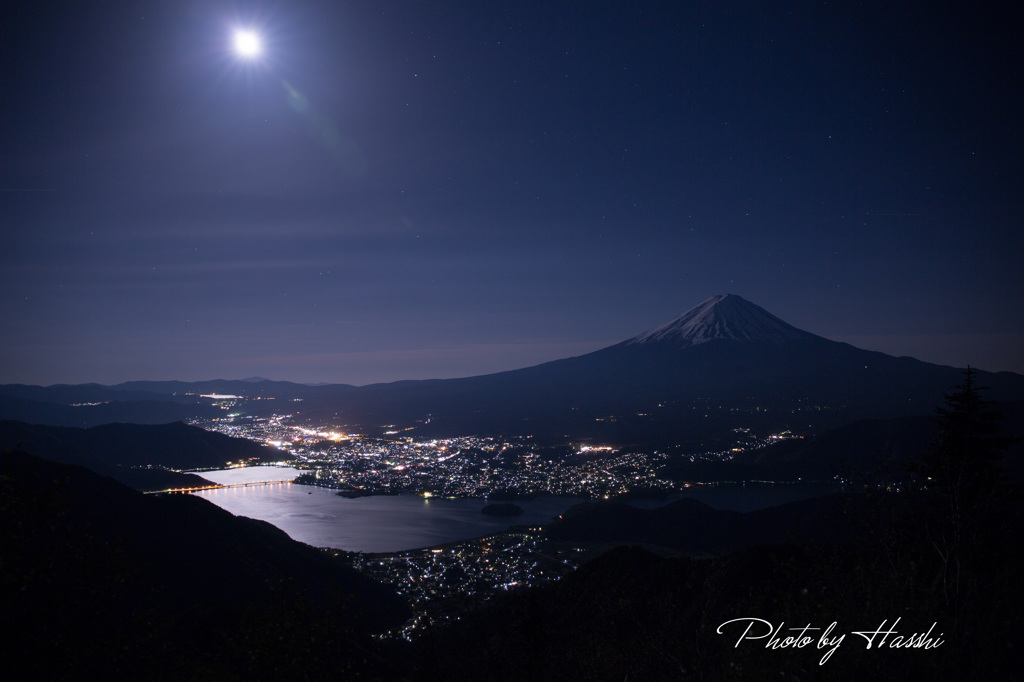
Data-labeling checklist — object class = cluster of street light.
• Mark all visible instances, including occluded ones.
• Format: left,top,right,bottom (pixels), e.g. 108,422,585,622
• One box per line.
341,528,579,639
195,412,800,499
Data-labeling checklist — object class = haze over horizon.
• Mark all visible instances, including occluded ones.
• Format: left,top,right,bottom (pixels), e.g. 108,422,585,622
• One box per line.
3,1,1022,386
6,293,1022,388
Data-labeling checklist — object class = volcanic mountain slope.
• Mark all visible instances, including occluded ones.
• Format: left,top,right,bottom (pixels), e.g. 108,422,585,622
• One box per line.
302,295,1024,441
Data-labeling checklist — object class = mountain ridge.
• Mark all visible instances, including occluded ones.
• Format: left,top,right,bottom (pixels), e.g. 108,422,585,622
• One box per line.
3,295,1023,444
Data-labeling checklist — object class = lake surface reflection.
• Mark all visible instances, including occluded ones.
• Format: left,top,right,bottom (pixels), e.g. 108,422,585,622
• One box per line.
193,467,583,553
193,466,839,553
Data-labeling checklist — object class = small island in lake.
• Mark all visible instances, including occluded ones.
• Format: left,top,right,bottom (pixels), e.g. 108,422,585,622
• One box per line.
481,502,524,517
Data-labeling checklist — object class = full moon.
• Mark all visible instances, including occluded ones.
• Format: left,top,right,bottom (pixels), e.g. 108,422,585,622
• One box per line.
233,30,262,58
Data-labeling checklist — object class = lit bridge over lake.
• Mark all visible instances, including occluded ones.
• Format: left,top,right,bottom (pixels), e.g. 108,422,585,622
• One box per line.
147,479,295,495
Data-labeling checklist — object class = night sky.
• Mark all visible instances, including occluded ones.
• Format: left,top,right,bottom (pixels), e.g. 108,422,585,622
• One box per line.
3,1,1022,386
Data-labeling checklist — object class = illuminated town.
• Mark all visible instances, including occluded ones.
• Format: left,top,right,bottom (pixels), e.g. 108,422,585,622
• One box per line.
186,405,805,636
192,406,799,500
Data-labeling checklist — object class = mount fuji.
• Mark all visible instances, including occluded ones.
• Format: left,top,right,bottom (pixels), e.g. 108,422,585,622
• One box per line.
626,294,817,346
295,294,1024,443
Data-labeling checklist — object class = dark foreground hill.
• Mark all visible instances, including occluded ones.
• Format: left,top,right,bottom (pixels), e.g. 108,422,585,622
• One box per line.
0,419,285,491
414,489,1024,681
0,451,409,680
545,493,867,554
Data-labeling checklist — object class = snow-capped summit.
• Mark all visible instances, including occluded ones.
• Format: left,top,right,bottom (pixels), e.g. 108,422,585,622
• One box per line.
628,294,819,346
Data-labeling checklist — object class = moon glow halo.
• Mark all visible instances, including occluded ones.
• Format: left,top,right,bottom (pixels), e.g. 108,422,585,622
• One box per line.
233,30,262,58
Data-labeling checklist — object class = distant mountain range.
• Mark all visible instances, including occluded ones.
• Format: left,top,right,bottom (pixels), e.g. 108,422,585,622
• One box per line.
0,420,285,491
3,295,1023,446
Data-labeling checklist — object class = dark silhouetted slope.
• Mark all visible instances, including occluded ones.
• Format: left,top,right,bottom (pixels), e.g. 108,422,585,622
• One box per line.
415,489,1024,681
1,451,409,679
546,494,865,554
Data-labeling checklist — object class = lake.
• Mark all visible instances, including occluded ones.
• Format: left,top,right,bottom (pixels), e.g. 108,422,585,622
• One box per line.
193,467,585,553
193,466,839,553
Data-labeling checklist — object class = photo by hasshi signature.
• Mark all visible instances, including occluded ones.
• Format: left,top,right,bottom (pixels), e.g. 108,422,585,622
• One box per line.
718,617,945,666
